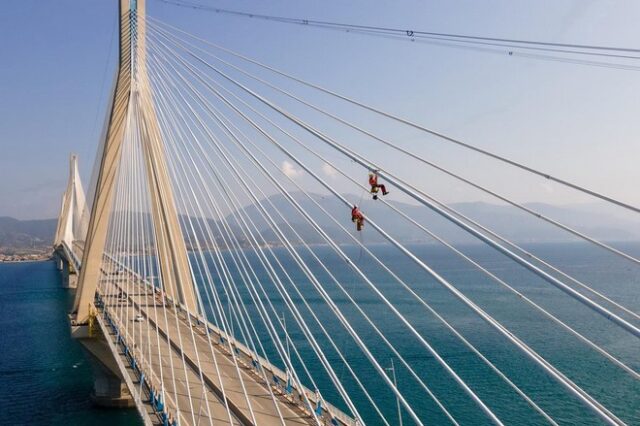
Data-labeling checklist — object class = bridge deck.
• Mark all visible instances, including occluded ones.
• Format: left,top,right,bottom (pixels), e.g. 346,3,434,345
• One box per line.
65,241,349,426
102,283,312,426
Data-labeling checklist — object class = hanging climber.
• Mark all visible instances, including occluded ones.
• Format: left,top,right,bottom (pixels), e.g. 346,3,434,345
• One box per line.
368,171,389,200
351,205,365,231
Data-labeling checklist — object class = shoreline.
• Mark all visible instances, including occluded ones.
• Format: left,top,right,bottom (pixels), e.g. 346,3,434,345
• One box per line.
0,257,52,264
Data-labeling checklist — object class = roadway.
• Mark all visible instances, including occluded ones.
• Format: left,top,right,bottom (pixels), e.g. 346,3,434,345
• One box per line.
67,241,352,426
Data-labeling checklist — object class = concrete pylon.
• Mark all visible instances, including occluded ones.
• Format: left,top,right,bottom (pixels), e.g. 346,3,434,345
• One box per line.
54,154,89,248
72,0,197,323
53,154,88,289
133,0,198,313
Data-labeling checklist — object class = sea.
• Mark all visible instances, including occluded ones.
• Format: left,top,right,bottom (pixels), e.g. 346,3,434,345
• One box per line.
1,242,639,425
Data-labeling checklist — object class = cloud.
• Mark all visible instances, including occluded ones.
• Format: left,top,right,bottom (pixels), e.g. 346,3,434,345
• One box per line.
281,160,303,178
322,163,338,178
540,181,555,194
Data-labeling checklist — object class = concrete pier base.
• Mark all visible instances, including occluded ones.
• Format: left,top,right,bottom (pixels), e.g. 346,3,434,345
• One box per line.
87,351,135,407
71,322,134,408
55,254,64,271
54,249,78,289
68,273,78,289
61,259,78,289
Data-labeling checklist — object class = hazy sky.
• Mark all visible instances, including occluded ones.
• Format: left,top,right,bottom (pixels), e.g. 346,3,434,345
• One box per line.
1,0,640,219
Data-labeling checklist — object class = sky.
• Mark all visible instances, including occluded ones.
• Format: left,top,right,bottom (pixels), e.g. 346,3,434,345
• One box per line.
1,0,640,219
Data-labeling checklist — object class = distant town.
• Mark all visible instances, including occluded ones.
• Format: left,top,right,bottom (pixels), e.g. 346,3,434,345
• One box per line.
0,248,52,263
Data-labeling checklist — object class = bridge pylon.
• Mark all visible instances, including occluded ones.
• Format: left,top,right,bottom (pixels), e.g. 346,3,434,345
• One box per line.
54,154,88,249
53,153,88,288
72,0,198,325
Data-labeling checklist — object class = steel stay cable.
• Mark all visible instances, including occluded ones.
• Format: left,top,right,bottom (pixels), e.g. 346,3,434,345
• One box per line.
130,102,144,404
153,41,552,423
129,96,168,419
131,110,168,418
163,126,327,426
163,127,283,426
147,66,264,426
150,66,291,425
153,1,640,56
136,96,174,423
148,48,366,425
187,87,507,425
131,102,145,404
155,60,427,424
148,74,236,425
133,138,153,398
177,101,403,425
151,39,318,422
153,41,506,426
166,163,295,426
166,40,640,381
144,117,239,426
211,89,632,422
150,40,448,422
172,36,640,341
157,103,324,426
150,23,640,323
129,92,170,410
146,15,640,424
129,92,182,422
165,108,370,426
123,122,133,359
136,95,188,423
103,106,178,420
236,131,558,425
149,47,403,425
149,6,640,72
147,17,640,215
152,40,565,425
155,39,628,425
151,58,249,423
146,25,640,269
156,14,636,335
136,87,199,424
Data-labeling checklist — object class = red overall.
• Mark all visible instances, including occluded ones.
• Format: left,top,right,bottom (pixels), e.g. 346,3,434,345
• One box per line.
351,206,365,231
369,174,388,195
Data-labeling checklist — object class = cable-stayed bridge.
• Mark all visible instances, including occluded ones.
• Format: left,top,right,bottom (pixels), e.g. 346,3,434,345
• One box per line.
52,1,640,425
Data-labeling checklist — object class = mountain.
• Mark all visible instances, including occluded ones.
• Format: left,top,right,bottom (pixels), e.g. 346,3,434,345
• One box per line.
0,217,58,251
226,193,640,246
2,194,638,252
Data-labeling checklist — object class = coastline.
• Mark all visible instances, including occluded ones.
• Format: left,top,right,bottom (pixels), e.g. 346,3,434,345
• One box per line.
0,252,52,263
0,258,52,264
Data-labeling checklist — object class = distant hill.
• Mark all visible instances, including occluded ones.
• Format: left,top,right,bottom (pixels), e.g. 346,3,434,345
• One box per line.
0,217,57,250
225,193,640,245
2,193,639,251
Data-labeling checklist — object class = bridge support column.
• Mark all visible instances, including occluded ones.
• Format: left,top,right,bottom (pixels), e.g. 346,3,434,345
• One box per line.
86,350,133,407
71,323,134,408
61,258,78,289
55,253,64,271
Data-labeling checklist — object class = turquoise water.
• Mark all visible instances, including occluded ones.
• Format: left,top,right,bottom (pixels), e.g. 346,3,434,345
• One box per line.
1,243,639,425
0,261,141,426
195,242,640,425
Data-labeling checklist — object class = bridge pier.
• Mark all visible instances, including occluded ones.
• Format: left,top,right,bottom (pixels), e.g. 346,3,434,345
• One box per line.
54,248,78,289
55,253,64,271
61,257,78,289
71,323,135,408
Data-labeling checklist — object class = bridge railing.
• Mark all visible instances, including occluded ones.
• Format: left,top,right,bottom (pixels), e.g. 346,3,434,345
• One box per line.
99,251,356,425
